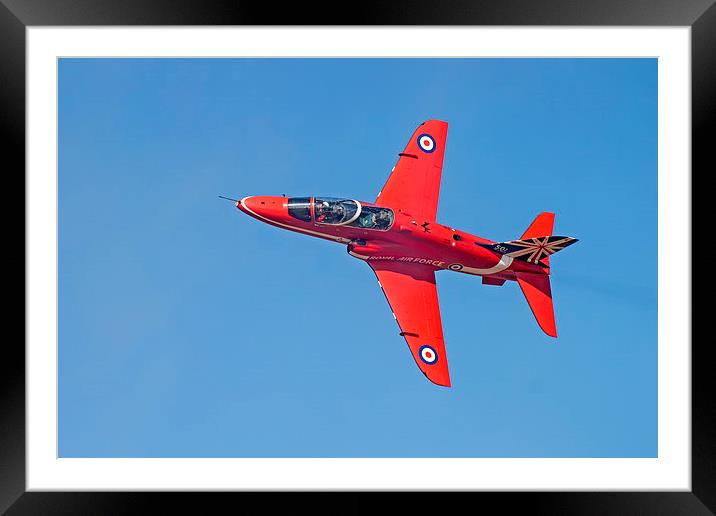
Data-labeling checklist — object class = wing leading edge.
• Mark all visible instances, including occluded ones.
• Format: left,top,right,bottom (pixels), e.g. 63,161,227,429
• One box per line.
368,261,451,387
376,120,448,222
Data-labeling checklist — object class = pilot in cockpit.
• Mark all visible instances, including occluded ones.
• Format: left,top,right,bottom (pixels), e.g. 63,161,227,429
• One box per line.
315,201,329,223
375,210,391,229
358,211,377,228
316,200,346,224
330,203,346,222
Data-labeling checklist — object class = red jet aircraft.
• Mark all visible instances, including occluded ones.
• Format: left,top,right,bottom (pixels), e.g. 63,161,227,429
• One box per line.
231,120,577,387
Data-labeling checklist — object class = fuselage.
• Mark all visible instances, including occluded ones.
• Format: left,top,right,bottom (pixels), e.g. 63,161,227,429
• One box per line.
237,195,549,282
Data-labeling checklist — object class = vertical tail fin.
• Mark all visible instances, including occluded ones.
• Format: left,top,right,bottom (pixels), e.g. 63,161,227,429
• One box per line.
515,272,557,337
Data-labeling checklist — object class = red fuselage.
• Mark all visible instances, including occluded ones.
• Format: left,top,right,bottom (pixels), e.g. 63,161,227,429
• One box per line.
237,195,548,282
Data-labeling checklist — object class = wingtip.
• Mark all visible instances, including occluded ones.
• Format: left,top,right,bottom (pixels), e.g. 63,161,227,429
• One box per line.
424,371,452,388
540,322,558,338
421,119,448,127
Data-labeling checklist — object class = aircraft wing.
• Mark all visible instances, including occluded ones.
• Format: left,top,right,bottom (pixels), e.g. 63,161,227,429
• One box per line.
376,120,448,222
369,260,451,387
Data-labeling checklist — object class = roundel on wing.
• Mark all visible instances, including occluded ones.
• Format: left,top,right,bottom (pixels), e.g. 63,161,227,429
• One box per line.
417,134,436,153
448,263,464,271
418,345,438,365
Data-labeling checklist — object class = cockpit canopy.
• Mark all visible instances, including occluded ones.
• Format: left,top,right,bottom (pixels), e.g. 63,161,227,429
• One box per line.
349,204,394,230
286,197,312,221
287,197,394,231
314,198,359,225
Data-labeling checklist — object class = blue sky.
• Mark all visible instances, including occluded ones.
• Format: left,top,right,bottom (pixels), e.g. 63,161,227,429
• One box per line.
58,58,657,457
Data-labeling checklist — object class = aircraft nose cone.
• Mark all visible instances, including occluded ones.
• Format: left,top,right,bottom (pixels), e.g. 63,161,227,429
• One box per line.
239,196,287,221
239,196,258,213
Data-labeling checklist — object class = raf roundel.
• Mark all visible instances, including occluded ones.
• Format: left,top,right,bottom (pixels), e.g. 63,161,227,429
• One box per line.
418,345,439,365
448,263,464,271
417,133,436,153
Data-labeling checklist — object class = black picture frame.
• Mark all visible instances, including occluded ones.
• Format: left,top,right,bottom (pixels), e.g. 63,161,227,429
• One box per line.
3,1,710,514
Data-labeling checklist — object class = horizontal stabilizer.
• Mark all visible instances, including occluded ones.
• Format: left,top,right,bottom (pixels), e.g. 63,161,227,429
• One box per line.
515,272,557,337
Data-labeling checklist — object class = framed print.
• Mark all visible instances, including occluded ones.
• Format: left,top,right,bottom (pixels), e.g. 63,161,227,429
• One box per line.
3,0,711,514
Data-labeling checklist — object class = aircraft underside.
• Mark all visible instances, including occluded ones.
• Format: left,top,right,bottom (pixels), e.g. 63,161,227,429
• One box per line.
231,119,577,387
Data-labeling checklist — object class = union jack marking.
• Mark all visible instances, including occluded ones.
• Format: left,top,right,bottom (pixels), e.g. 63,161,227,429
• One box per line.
478,236,577,266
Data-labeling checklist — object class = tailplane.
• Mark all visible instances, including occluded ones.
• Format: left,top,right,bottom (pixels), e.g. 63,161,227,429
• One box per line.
515,272,557,337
